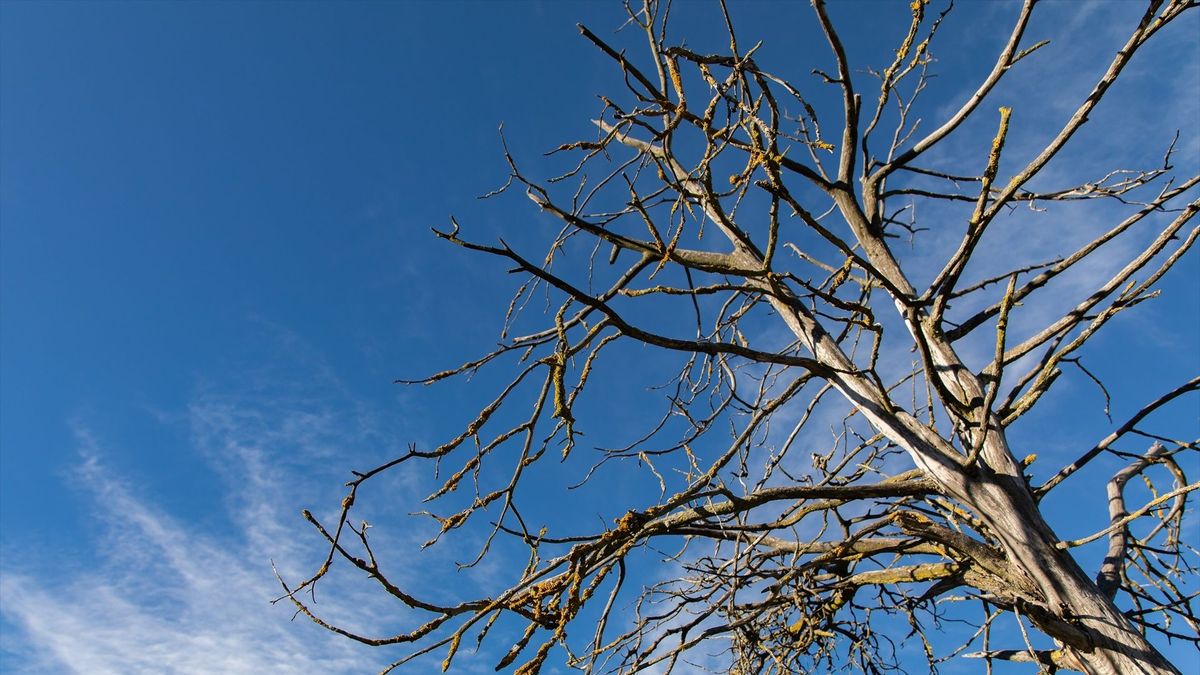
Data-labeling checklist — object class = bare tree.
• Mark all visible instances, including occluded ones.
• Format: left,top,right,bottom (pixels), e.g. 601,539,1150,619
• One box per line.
277,1,1198,673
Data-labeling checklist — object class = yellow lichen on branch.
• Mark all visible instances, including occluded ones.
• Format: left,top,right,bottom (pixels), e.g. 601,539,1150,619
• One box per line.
551,303,574,425
440,633,462,672
550,352,571,423
971,106,1012,225
437,509,470,532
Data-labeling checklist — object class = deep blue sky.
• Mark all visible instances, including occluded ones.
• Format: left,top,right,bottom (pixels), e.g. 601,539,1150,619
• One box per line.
1,1,1197,673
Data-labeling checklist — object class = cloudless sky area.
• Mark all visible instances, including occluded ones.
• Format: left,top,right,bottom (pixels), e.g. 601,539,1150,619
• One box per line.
1,1,1197,673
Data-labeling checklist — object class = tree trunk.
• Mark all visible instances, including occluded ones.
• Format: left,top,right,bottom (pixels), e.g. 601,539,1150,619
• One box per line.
960,466,1180,675
756,278,1179,673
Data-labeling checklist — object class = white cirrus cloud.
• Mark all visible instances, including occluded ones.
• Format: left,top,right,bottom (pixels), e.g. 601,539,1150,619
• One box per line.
0,426,390,675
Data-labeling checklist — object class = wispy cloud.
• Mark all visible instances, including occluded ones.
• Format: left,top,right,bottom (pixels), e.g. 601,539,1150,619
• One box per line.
0,442,385,674
0,324,450,674
0,320,537,674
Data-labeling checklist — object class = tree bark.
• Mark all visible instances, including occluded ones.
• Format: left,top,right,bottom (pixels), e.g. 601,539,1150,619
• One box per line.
961,463,1180,674
746,236,1180,674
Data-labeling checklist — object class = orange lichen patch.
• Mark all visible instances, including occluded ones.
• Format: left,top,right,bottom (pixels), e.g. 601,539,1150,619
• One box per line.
730,147,790,185
829,258,854,292
504,573,569,628
612,510,642,537
437,509,470,532
665,56,685,101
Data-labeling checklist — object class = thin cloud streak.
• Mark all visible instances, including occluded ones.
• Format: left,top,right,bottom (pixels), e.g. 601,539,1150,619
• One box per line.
0,327,525,674
0,428,386,675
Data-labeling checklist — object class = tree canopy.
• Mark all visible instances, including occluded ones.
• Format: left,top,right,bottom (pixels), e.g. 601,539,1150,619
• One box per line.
278,1,1198,673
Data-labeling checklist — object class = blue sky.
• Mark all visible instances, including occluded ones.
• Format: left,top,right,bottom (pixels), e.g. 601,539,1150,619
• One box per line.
1,1,1197,673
